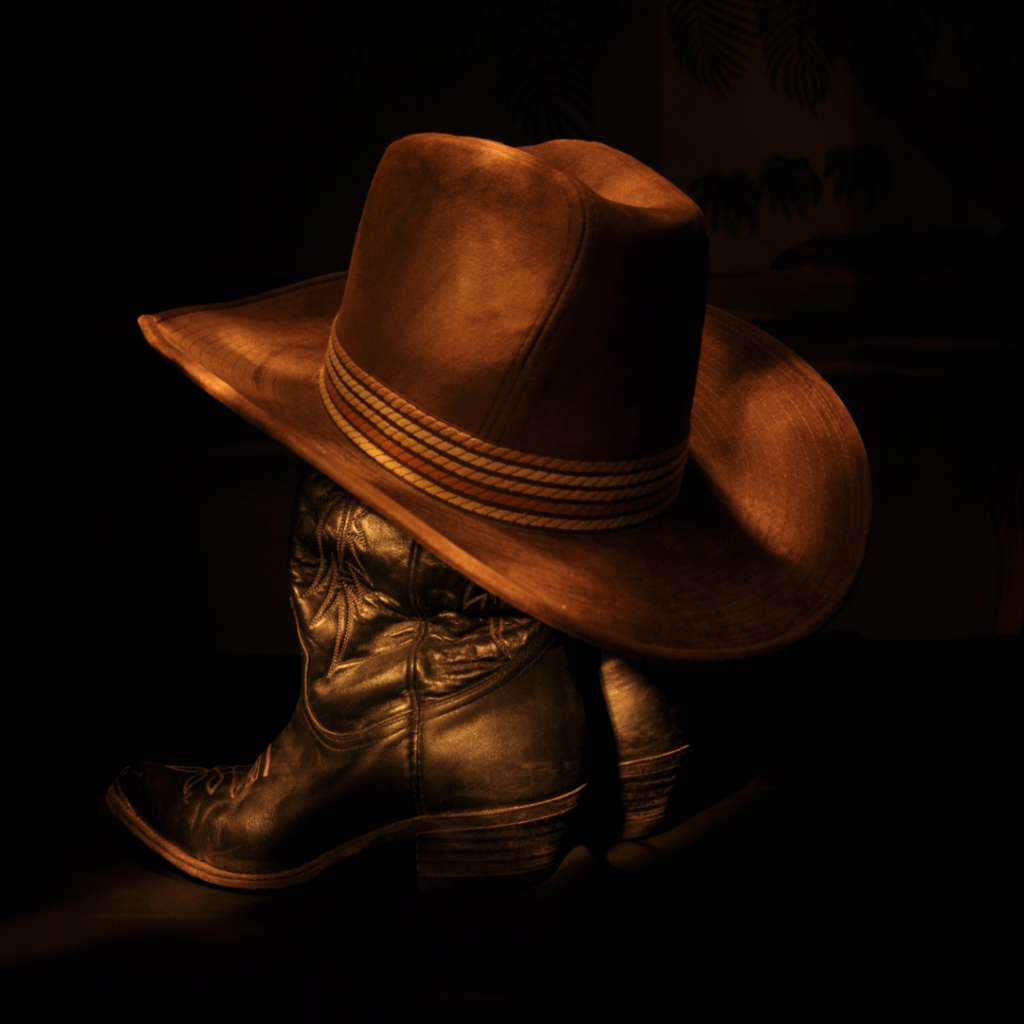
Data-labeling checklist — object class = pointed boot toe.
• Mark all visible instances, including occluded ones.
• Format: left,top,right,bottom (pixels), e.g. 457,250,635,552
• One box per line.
107,468,587,891
107,757,304,883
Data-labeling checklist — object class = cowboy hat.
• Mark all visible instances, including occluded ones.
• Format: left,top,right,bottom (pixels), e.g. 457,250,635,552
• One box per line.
139,133,870,661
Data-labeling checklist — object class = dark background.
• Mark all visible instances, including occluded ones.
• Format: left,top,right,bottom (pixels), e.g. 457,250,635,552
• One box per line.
2,2,1021,1019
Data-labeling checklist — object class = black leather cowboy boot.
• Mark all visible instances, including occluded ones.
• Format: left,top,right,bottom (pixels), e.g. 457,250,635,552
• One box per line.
107,468,587,891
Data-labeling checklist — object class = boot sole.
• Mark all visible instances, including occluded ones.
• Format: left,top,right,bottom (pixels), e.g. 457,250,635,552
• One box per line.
105,782,585,893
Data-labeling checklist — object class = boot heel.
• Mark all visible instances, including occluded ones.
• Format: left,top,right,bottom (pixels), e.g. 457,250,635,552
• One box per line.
618,744,689,840
415,792,582,893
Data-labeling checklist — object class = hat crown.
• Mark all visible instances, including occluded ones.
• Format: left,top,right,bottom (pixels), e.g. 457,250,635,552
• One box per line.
331,134,708,464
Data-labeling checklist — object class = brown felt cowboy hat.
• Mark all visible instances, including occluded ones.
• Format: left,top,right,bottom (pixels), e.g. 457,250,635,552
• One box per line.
139,133,870,662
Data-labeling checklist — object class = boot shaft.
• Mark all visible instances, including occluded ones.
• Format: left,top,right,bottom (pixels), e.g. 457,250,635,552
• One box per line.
289,469,559,729
289,468,586,818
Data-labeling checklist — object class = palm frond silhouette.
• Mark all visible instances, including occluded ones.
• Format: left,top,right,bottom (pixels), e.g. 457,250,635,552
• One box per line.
326,0,1024,231
756,0,833,111
759,155,822,218
662,0,758,93
496,0,627,141
690,170,761,234
824,144,892,211
334,2,380,85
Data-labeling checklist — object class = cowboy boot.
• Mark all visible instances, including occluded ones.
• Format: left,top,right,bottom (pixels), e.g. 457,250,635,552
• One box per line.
107,468,587,891
590,655,690,841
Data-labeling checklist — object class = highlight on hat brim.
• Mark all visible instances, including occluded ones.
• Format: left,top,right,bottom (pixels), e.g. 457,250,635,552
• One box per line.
139,272,870,662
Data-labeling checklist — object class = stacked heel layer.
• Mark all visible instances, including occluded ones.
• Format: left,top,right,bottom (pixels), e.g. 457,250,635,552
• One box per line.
617,744,690,841
415,789,584,893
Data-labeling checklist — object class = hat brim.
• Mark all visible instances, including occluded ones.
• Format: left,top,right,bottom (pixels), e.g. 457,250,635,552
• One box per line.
140,272,870,662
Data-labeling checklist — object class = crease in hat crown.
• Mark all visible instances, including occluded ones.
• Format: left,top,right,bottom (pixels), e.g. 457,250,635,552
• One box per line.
318,133,710,531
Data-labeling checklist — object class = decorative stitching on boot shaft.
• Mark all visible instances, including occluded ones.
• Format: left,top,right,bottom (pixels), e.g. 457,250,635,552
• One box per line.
293,470,564,735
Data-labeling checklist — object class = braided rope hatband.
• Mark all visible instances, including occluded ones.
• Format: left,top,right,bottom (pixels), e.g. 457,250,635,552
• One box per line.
318,333,688,531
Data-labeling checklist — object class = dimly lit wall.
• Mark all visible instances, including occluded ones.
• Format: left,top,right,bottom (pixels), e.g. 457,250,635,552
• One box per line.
8,2,1020,318
656,12,1014,273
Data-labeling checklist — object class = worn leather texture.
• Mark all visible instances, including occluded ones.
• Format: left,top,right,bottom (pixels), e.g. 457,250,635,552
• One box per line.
335,134,707,461
598,655,688,763
111,468,587,877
